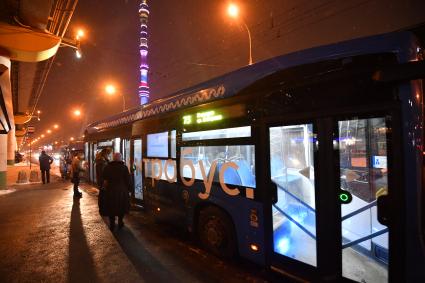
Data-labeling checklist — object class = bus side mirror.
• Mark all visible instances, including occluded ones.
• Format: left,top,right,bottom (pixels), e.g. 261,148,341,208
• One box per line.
377,195,389,226
271,182,278,204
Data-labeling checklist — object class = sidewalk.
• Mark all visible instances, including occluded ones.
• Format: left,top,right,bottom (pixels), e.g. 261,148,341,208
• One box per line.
0,169,142,282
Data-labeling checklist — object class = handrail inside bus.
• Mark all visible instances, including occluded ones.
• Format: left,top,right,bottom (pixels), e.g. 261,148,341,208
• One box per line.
273,180,315,213
342,228,389,249
272,203,316,240
341,200,377,221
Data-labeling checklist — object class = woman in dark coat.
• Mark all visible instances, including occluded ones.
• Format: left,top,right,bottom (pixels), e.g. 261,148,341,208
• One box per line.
102,152,131,231
96,148,110,216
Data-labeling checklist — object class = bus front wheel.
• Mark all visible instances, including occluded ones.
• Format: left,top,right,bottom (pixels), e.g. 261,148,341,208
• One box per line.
198,206,237,258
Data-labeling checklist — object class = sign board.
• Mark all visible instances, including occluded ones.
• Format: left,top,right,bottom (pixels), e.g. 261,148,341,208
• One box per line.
372,156,387,169
27,126,35,134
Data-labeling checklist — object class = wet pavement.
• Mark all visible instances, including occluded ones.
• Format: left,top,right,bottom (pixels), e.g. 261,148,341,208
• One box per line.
0,165,281,283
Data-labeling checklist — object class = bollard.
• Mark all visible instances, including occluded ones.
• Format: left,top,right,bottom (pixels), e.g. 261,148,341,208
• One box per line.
29,170,39,182
16,170,28,183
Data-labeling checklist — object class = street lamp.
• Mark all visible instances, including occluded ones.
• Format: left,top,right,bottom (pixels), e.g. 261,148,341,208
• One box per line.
73,109,82,117
105,83,126,112
61,28,86,59
76,29,85,41
227,3,253,65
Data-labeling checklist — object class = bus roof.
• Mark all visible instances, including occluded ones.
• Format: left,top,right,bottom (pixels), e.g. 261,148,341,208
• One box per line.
85,31,417,136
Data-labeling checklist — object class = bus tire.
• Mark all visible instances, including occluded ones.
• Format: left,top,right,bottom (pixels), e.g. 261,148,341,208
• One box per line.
198,206,237,258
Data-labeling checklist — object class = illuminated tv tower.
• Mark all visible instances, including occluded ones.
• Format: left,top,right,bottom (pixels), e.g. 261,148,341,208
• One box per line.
139,0,149,105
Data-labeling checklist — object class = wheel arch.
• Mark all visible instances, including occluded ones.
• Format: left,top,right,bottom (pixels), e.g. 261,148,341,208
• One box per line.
193,201,239,255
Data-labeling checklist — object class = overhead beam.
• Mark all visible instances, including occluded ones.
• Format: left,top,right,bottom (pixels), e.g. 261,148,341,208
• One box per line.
0,22,61,62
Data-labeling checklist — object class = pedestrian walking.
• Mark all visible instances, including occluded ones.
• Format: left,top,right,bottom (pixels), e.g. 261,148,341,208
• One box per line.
103,152,131,231
95,148,110,215
38,150,54,184
71,153,83,197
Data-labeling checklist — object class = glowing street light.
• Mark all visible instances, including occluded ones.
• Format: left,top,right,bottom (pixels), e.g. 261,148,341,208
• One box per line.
226,3,253,65
70,137,75,141
53,124,59,129
104,83,126,111
227,3,239,18
76,29,85,40
73,109,82,117
105,84,116,95
41,134,45,138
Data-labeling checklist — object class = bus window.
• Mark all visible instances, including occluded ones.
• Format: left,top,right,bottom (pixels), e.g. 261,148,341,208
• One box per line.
124,139,130,168
269,124,317,267
145,159,176,182
114,138,120,153
338,117,388,283
147,131,168,158
133,139,143,200
145,131,177,183
181,145,256,188
171,130,176,158
182,126,251,141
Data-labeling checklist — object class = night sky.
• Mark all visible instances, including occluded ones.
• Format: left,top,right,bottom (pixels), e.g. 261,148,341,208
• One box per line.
33,0,425,146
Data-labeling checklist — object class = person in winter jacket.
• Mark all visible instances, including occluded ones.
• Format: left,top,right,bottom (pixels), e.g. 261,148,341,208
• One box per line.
102,152,131,231
38,151,54,184
96,148,110,216
71,154,84,197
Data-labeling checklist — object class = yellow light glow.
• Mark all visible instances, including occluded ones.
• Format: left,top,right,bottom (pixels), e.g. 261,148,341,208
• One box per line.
47,129,51,134
250,244,259,252
70,137,75,141
227,3,239,18
183,115,192,125
76,29,85,40
196,111,222,123
53,124,59,129
41,134,45,138
73,109,81,117
105,84,116,95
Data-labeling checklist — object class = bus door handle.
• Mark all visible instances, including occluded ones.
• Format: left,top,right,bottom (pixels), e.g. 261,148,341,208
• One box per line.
377,195,389,226
271,182,278,204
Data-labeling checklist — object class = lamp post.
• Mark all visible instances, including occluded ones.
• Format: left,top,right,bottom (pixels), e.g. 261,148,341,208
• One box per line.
227,3,253,65
105,84,126,112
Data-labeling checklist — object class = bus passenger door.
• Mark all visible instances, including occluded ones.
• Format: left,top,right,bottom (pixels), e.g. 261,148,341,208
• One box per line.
133,138,143,201
267,117,394,282
337,117,391,283
268,123,318,272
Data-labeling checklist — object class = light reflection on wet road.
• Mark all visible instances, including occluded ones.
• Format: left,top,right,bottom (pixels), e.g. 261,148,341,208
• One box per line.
0,176,280,282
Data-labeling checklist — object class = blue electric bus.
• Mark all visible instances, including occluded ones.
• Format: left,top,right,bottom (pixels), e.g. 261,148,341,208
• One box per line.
84,31,425,282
